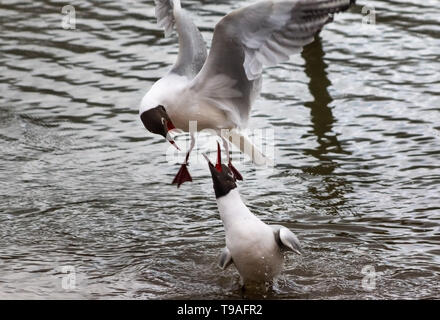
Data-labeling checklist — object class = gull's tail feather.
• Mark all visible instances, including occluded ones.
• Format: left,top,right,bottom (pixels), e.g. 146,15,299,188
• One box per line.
225,130,274,167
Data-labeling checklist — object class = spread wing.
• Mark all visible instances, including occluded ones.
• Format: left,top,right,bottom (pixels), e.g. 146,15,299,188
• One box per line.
190,0,355,126
219,247,233,270
271,225,302,254
154,0,208,78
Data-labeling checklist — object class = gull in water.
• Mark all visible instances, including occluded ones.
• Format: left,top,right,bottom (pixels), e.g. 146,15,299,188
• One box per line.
139,0,356,187
203,144,302,287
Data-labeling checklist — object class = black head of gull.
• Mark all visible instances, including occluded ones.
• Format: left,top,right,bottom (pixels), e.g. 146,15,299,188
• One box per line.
204,143,237,198
140,105,179,150
208,163,237,199
203,144,302,289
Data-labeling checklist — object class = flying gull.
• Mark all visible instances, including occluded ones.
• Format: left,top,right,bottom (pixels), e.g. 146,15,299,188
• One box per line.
139,0,355,187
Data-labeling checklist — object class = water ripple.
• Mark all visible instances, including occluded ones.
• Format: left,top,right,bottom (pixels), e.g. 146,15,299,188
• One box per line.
0,0,439,299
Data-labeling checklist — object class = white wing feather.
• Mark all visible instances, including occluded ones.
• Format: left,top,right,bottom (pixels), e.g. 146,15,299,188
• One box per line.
271,225,302,254
154,0,207,78
191,0,354,125
154,0,181,37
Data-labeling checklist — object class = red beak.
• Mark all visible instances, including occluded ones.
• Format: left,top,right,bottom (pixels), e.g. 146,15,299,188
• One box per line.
164,120,180,150
168,139,180,151
215,142,222,172
166,120,176,131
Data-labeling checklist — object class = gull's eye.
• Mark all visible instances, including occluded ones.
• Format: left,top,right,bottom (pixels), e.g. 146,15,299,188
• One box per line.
161,117,166,125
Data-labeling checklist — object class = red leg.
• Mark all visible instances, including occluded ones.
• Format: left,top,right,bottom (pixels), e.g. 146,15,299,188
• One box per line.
172,163,192,188
172,152,192,188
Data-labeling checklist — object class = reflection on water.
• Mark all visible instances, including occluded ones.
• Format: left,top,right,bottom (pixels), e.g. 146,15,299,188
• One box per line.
302,35,353,216
0,0,440,299
303,35,337,156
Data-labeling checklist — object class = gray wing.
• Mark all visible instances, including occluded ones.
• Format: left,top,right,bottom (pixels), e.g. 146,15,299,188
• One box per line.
155,0,207,78
190,0,354,126
271,225,302,255
219,247,233,270
154,0,176,37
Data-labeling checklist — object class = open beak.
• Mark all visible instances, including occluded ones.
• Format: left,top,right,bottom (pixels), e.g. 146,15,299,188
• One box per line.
167,135,180,151
202,153,213,166
164,121,180,151
203,142,222,172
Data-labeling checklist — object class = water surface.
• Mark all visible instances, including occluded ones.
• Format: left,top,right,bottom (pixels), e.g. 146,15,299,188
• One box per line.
0,0,439,299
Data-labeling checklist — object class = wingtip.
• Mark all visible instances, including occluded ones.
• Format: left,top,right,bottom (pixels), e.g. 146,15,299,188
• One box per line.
172,0,181,9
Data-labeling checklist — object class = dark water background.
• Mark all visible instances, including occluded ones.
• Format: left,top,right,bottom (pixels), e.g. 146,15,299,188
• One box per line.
0,0,439,299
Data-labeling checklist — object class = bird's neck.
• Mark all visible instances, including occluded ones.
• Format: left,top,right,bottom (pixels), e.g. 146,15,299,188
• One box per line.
216,189,253,228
